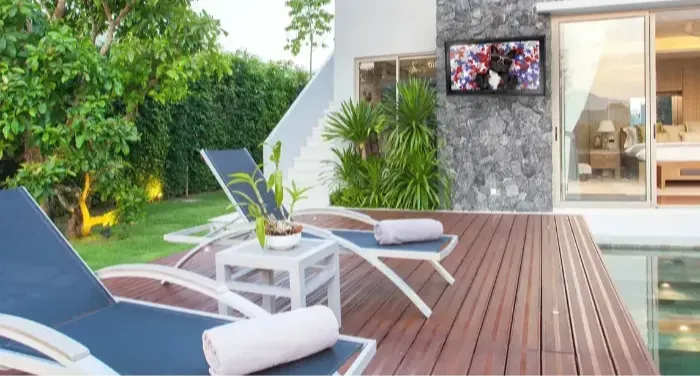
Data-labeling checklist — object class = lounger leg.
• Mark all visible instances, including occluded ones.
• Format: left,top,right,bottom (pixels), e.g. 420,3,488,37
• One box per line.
289,265,307,312
327,251,342,326
430,260,455,285
216,263,233,316
365,255,432,318
260,270,275,313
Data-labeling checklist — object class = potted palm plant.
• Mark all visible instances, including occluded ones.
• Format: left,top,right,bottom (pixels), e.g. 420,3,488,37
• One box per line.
227,142,311,250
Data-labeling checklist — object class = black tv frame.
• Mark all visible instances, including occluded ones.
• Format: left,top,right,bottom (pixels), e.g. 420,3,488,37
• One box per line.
444,35,546,97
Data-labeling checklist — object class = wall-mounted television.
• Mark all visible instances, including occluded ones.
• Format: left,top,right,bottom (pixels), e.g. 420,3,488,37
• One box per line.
445,36,545,96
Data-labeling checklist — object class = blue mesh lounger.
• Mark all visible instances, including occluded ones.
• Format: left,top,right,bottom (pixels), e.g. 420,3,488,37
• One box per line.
164,149,459,318
0,187,376,375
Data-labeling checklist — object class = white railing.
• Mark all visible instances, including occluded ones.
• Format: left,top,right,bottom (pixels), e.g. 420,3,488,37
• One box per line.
264,52,335,178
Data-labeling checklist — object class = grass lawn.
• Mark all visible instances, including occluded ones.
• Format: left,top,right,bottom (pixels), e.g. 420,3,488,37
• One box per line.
71,191,230,270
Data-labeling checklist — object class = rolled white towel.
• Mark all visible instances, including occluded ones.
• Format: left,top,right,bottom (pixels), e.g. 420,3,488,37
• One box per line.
374,218,444,245
202,305,339,375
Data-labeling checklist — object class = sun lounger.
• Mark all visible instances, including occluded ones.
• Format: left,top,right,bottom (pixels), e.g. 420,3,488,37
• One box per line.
163,149,459,318
0,187,376,375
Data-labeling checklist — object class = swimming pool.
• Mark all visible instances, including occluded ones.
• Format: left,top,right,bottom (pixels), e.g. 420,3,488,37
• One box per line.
603,248,700,375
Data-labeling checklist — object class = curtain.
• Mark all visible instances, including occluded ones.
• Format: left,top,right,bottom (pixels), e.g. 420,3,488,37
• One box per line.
560,22,609,185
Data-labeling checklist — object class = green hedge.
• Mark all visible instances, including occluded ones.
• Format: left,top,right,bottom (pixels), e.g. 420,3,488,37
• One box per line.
130,53,308,197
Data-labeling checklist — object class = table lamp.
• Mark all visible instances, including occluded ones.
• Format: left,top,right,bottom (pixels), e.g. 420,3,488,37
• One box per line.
597,120,615,150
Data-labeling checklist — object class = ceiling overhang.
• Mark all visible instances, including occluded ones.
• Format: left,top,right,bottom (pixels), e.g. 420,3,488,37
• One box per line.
536,0,700,16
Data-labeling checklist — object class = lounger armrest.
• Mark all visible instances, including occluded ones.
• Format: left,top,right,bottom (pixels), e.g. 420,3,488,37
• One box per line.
96,264,270,319
292,208,378,226
0,314,88,362
0,314,117,374
338,335,377,376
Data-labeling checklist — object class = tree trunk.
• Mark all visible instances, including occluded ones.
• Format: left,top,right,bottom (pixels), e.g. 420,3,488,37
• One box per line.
309,34,313,76
66,206,83,239
22,131,41,164
359,143,367,160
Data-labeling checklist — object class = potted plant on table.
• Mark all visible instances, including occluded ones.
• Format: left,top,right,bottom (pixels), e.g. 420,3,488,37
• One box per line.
227,141,311,250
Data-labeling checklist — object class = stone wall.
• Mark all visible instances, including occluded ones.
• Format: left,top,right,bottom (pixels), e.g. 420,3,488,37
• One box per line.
436,0,553,211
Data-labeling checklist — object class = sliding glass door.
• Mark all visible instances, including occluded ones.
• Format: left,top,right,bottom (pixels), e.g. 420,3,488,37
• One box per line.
555,14,653,205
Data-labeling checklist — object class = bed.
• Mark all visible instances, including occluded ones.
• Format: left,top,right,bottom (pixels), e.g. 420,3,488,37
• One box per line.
620,128,700,187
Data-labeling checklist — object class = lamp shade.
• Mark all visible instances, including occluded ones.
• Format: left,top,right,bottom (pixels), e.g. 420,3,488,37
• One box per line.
598,120,615,133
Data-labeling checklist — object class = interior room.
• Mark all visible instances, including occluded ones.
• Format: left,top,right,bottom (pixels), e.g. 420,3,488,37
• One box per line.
653,9,700,205
561,10,700,206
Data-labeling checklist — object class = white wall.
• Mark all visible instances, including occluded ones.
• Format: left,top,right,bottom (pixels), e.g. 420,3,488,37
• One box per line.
333,0,436,102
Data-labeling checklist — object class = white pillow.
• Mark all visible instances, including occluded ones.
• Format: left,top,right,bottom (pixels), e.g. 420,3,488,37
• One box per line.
636,148,646,161
623,127,637,149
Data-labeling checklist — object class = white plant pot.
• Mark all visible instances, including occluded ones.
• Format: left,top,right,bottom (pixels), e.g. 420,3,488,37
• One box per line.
266,232,302,250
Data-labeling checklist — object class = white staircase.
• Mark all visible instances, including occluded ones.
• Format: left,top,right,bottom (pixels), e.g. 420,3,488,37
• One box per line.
283,103,338,210
264,53,337,211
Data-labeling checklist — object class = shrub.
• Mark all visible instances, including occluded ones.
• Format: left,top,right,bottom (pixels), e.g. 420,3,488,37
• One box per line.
326,78,453,210
130,53,309,197
323,100,384,159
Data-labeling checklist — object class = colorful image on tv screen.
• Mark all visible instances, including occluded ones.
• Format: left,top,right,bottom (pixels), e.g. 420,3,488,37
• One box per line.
448,38,542,94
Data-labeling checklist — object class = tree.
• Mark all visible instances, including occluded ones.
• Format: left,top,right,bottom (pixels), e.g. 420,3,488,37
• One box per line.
0,0,230,238
284,0,333,76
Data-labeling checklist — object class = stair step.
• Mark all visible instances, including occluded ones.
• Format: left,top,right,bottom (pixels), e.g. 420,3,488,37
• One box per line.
294,153,335,166
304,138,333,148
275,101,337,211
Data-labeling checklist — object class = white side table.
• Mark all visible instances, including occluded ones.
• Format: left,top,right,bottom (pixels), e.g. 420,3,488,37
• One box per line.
215,238,341,324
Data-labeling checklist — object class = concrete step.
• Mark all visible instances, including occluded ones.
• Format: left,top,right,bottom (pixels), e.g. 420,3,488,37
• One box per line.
303,138,334,149
286,161,333,176
311,122,330,138
294,148,336,166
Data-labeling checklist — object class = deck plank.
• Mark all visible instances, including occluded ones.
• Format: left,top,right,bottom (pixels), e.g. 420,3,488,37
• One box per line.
362,213,478,375
568,216,659,375
468,215,528,375
505,215,542,375
393,213,500,375
540,215,577,375
347,212,469,372
555,215,615,375
432,214,516,374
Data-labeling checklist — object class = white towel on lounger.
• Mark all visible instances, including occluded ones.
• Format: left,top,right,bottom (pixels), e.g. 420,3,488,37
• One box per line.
373,218,444,245
202,305,339,375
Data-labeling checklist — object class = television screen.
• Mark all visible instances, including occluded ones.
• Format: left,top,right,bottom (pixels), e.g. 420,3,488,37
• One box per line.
445,36,545,96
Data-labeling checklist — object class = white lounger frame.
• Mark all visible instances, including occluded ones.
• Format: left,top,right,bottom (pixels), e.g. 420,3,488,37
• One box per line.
0,196,376,376
160,150,459,318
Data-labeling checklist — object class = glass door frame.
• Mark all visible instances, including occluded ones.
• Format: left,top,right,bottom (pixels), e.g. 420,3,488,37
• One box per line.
551,11,657,208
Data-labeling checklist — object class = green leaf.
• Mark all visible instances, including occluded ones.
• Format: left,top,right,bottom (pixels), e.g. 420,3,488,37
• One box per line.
76,135,85,148
38,103,47,114
266,173,275,192
6,44,16,58
274,169,283,208
248,203,262,219
255,217,266,248
0,38,6,52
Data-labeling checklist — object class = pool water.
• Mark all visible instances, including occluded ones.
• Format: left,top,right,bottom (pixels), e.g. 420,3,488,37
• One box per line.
603,249,700,375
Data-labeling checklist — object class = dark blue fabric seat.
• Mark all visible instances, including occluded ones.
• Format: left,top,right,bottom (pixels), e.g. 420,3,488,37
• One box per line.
0,188,363,375
301,230,451,252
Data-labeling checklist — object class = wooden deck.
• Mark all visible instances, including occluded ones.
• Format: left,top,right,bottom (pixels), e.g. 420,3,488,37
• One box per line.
104,211,659,375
